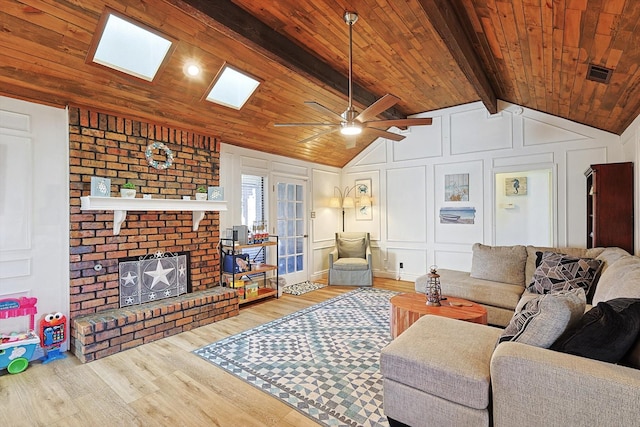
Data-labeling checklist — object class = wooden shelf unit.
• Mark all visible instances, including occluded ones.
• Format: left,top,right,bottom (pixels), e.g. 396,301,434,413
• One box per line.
220,235,279,305
585,162,634,254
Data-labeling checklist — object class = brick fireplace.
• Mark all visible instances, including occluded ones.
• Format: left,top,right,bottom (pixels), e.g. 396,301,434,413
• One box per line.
68,107,237,362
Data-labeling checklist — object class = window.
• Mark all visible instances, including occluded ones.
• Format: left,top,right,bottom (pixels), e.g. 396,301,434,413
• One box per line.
241,174,266,262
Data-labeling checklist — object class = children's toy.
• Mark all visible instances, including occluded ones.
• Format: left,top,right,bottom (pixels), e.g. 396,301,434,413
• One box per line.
0,297,40,374
39,312,67,364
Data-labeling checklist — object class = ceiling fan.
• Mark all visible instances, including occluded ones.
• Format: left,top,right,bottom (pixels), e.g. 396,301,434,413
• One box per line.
274,11,432,148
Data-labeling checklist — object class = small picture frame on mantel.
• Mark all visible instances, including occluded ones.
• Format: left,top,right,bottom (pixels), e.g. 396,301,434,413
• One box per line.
90,176,111,197
208,186,224,201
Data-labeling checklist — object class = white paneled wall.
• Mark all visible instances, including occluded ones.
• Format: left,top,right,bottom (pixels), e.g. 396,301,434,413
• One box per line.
344,101,625,281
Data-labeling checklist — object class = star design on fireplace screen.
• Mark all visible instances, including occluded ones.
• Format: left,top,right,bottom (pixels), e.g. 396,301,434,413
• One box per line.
120,271,138,287
144,260,175,290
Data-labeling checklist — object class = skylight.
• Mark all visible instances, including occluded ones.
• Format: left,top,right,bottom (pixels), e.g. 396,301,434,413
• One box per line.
91,12,173,81
205,65,260,110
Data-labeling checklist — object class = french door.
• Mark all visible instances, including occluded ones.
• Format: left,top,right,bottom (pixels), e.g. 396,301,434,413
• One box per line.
273,176,308,285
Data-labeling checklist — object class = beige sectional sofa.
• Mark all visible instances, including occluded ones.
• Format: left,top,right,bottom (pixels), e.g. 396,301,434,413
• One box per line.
382,244,640,427
414,244,628,326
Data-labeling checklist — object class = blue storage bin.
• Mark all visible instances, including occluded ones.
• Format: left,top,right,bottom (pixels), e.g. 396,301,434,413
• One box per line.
223,253,250,273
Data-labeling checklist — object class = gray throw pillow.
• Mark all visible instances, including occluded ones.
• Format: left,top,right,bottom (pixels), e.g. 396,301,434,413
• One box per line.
498,288,586,348
470,243,527,286
337,237,365,258
527,251,603,295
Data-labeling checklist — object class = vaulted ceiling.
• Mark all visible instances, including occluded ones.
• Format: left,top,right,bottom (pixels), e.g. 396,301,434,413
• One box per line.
2,0,639,168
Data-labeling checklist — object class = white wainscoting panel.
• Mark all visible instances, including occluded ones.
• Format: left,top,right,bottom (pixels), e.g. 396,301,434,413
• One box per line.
393,116,443,161
312,169,340,242
434,249,473,272
450,108,513,154
386,166,426,242
434,160,484,244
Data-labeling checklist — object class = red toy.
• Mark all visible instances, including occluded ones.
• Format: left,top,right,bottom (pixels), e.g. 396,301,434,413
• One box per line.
39,312,67,364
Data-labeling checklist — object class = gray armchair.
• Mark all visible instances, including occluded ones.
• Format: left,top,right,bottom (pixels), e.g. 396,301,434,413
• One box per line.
328,232,373,286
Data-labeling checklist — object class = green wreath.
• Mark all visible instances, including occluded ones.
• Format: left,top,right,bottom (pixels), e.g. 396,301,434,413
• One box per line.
145,142,174,170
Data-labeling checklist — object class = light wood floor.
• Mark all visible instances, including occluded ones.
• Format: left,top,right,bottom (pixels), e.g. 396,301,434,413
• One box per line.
0,278,414,427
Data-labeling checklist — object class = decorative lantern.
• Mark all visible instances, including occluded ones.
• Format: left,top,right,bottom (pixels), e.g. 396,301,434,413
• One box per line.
426,265,442,306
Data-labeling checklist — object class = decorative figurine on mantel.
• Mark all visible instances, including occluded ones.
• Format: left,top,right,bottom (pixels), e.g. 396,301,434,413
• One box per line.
426,265,442,306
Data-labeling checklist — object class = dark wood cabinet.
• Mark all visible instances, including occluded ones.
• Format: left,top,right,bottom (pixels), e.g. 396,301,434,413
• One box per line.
585,162,634,254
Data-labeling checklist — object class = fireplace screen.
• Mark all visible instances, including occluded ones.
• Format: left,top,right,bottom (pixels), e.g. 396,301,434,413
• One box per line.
118,251,189,307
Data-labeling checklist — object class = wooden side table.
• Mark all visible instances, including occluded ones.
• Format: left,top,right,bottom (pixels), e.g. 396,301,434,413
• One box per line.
390,292,488,338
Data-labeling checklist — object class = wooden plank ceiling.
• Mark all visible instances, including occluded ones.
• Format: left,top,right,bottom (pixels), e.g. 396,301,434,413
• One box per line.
1,0,639,168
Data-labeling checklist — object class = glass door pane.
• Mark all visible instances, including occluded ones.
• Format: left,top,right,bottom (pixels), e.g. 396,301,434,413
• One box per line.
274,176,307,285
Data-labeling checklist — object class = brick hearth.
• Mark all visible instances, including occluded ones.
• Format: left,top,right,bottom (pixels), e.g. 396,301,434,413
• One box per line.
72,287,238,363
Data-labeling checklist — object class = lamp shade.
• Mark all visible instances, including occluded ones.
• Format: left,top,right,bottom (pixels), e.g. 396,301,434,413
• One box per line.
342,196,355,208
359,195,371,205
329,197,341,208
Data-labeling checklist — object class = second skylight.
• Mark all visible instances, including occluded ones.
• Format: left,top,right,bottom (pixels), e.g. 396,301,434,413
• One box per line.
206,65,260,110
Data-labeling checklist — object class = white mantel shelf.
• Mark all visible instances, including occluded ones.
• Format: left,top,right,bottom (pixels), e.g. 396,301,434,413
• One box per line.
80,196,227,235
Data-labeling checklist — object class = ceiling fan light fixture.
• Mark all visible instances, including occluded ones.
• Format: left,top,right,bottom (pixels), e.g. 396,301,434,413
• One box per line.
340,122,362,136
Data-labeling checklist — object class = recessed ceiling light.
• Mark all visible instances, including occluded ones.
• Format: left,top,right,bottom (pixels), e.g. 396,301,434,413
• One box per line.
205,64,260,110
185,63,200,77
89,11,173,82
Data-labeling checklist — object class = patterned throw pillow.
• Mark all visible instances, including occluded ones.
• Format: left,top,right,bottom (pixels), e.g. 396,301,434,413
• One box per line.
527,251,603,295
498,288,586,348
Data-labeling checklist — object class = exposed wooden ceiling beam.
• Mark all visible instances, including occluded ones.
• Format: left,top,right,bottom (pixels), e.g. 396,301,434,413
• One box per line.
416,0,498,114
174,0,406,121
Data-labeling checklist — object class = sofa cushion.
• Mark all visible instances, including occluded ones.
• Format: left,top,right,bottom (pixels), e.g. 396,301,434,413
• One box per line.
527,251,603,295
498,288,586,348
525,246,604,285
552,298,640,363
417,269,524,311
593,255,640,305
337,237,365,258
332,257,369,271
470,243,527,286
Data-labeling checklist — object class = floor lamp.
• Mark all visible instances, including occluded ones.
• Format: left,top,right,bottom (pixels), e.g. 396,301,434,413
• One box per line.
329,185,371,232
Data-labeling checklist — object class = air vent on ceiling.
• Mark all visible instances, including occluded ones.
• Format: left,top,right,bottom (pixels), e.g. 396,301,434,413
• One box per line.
586,64,613,84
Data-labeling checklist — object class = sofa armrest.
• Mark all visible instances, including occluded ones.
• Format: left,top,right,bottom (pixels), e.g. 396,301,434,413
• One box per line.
329,248,338,267
491,342,640,427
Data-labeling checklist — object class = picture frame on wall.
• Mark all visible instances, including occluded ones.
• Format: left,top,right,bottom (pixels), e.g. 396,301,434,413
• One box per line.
355,178,372,221
444,173,469,201
505,177,527,196
354,179,371,197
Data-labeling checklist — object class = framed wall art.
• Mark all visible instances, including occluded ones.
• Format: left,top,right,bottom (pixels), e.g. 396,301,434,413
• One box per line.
505,177,527,196
444,173,469,201
354,179,371,197
354,178,372,221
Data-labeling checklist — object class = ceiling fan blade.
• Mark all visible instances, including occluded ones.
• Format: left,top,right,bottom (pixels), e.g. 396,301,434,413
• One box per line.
355,94,401,123
297,128,340,144
364,127,406,142
304,101,345,122
274,122,338,127
365,117,433,128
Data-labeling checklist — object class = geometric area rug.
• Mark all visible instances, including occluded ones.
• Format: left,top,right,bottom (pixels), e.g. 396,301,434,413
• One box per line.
193,287,399,427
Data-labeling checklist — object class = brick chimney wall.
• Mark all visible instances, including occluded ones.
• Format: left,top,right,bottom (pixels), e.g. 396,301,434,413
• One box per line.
67,107,230,360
